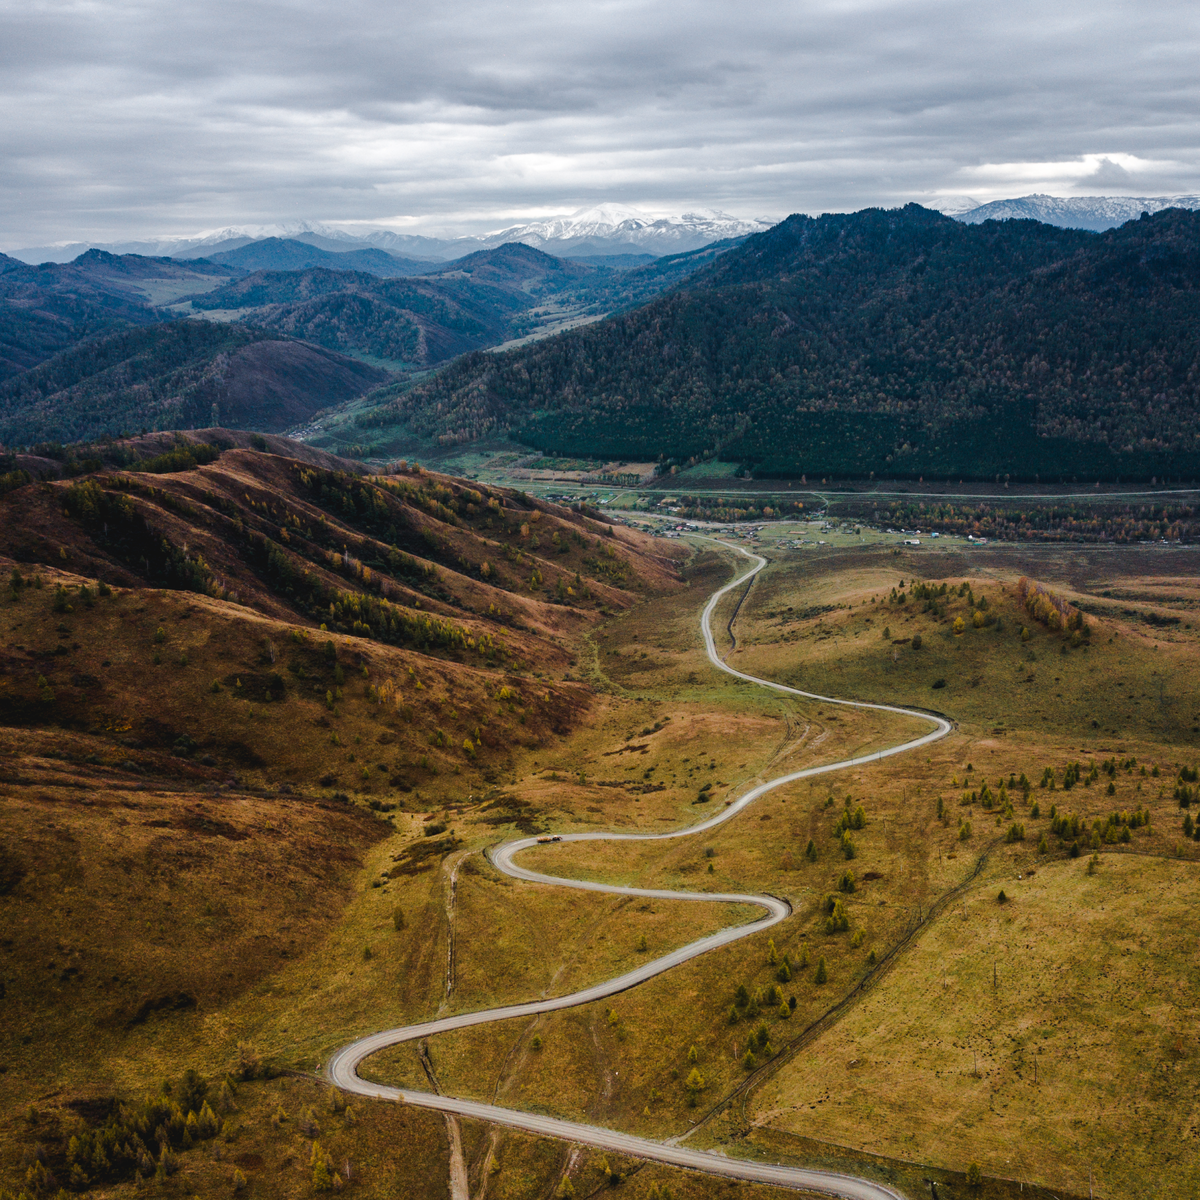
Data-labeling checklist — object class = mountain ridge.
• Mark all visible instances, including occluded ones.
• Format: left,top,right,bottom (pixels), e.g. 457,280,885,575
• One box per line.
379,204,1200,481
952,193,1200,231
7,205,774,264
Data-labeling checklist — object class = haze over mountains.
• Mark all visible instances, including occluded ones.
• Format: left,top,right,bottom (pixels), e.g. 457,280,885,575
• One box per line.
7,205,773,265
11,196,1200,267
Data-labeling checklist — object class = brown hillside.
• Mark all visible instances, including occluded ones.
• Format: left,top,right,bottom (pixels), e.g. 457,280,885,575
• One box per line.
0,446,686,1144
0,447,684,788
204,340,388,431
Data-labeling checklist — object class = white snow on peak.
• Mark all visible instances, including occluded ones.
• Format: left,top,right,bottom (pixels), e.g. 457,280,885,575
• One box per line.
6,205,777,264
952,193,1200,232
472,203,774,255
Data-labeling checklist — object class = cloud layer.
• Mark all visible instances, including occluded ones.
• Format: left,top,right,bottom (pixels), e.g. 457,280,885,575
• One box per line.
2,0,1199,245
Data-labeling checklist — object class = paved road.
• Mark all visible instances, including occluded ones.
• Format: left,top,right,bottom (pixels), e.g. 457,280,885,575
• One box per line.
328,541,951,1198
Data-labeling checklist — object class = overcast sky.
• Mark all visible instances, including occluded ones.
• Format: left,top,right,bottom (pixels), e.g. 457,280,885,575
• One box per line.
2,0,1198,246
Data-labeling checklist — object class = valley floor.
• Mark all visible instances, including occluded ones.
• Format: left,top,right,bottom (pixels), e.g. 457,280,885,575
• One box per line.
3,532,1197,1200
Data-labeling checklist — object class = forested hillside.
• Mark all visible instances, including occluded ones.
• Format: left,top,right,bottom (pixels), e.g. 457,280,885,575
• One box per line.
381,206,1200,481
186,244,606,367
0,321,386,444
0,240,744,447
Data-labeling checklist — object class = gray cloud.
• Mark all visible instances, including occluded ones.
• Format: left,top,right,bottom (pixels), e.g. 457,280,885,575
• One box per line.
2,0,1199,246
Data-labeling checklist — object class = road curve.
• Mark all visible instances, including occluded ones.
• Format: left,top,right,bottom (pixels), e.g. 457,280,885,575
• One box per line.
328,541,951,1198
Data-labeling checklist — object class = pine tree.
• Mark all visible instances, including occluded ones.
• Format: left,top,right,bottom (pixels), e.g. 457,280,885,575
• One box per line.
815,957,828,984
804,839,818,862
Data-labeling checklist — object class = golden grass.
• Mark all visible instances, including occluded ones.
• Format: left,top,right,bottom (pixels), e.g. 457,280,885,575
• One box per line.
752,853,1200,1199
5,531,1200,1200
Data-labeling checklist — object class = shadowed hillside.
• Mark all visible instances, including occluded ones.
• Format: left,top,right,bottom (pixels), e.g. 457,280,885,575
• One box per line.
382,206,1200,480
0,322,388,444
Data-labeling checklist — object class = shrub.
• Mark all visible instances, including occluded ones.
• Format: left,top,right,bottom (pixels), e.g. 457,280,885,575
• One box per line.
997,889,1008,904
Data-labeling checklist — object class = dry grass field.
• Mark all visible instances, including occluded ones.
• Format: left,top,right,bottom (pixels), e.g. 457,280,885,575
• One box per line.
4,462,1200,1200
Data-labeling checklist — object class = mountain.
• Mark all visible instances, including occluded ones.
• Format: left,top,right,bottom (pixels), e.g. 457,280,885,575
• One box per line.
379,205,1200,481
7,221,383,264
181,242,742,371
204,237,433,276
7,206,774,265
954,193,1200,232
183,245,603,368
0,251,238,383
461,204,775,257
0,321,387,446
0,441,683,1102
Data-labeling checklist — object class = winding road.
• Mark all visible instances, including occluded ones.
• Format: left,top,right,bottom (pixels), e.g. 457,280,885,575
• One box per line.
328,542,952,1198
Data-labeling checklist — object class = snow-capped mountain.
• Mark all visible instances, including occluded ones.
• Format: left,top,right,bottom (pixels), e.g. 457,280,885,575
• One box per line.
6,206,775,264
951,194,1200,232
464,204,775,256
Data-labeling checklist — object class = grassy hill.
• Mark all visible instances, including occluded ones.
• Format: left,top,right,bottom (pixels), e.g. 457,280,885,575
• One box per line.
381,206,1200,481
0,442,697,1200
3,452,1199,1198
